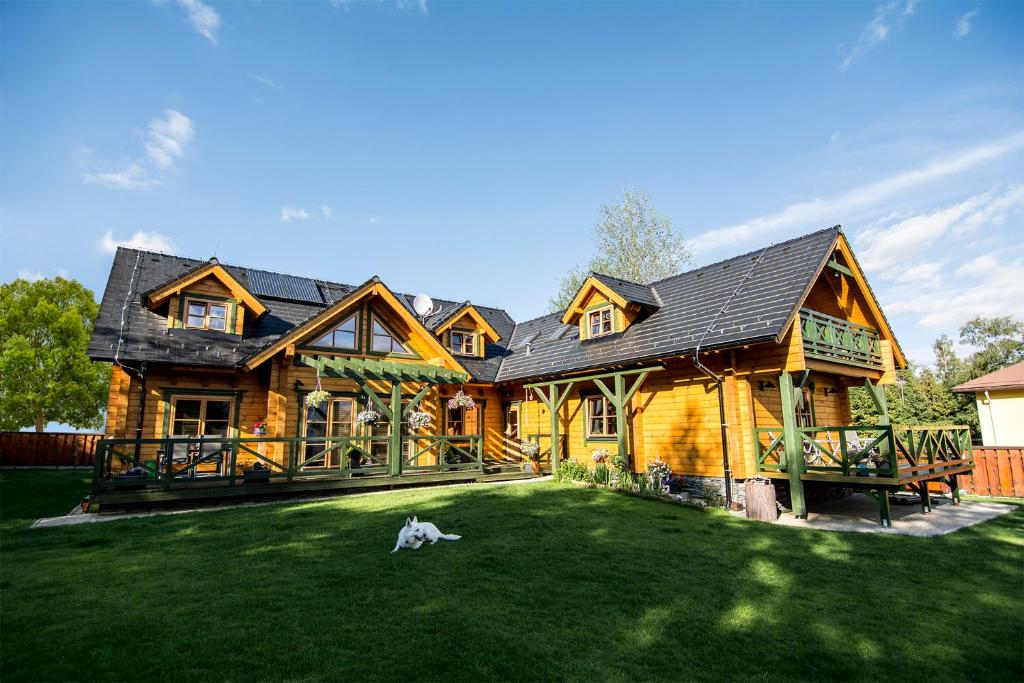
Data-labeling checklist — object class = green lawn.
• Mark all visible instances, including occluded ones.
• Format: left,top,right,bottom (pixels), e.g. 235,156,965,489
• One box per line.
1,472,1022,682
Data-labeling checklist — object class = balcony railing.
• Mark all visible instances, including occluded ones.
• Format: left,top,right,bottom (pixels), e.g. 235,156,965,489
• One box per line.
800,308,883,369
92,434,483,494
754,424,973,481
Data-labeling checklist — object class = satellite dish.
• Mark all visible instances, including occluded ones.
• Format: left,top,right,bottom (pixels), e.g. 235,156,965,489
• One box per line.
413,293,436,317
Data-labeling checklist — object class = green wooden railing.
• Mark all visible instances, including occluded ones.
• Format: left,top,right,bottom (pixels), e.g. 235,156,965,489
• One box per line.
800,308,883,369
403,435,483,473
754,424,973,480
524,433,567,466
93,434,483,493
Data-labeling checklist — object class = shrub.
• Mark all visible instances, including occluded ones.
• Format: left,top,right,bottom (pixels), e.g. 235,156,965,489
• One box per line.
554,459,592,483
701,483,724,509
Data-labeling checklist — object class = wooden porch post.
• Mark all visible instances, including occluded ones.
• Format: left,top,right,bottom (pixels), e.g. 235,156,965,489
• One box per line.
388,381,403,477
614,374,629,469
779,371,806,519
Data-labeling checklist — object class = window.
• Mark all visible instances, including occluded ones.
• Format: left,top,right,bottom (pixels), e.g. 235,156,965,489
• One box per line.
588,307,613,338
302,398,356,468
371,317,410,354
585,396,617,438
446,403,480,436
312,314,358,349
169,396,234,476
796,387,815,428
450,330,476,356
185,300,228,331
506,405,520,441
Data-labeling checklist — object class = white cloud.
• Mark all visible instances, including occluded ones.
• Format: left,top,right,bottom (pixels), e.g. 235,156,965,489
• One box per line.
249,74,281,90
99,229,178,254
143,110,194,169
890,260,944,288
320,205,334,218
855,184,1024,273
368,216,379,225
839,1,917,71
954,9,978,39
281,207,310,222
397,0,429,14
82,163,161,190
177,0,220,44
885,255,1024,329
81,110,194,190
17,270,45,282
694,133,1024,253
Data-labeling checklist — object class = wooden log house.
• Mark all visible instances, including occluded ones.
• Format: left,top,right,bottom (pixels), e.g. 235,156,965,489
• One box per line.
88,226,974,524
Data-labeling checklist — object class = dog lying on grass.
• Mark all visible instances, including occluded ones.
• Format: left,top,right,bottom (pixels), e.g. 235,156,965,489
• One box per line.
391,516,462,553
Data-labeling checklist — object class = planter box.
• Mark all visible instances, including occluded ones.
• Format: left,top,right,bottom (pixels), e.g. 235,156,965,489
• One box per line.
243,470,271,484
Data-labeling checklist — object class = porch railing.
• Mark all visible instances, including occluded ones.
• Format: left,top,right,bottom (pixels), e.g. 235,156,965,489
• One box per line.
92,434,483,492
524,433,567,467
754,424,973,480
800,308,883,369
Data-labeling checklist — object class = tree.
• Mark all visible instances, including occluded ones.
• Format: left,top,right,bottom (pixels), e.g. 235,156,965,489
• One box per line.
548,189,692,312
0,277,109,432
848,316,1024,437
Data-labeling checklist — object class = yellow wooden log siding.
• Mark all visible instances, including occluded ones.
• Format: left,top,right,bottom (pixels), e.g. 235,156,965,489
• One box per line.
101,230,920,492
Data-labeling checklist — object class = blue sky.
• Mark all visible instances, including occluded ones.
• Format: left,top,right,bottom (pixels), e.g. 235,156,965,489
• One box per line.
2,0,1022,367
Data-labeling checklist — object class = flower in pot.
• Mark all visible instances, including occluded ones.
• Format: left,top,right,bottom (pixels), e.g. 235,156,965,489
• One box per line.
646,459,672,492
592,447,610,465
407,411,433,431
356,409,381,426
520,439,540,472
869,451,892,476
447,390,475,411
243,460,272,483
253,417,268,436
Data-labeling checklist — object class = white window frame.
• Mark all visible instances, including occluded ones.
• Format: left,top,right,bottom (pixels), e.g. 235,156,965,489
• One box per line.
587,306,613,338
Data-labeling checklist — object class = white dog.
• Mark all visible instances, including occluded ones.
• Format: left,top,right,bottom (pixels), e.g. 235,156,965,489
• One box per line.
391,516,462,553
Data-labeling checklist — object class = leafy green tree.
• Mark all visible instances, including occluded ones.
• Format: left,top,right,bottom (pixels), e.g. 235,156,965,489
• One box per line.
0,277,109,432
849,316,1023,438
548,189,692,312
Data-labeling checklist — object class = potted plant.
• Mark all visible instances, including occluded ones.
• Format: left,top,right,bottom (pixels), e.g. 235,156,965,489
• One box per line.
520,439,540,472
447,390,475,411
243,461,272,483
647,459,672,492
112,465,149,490
667,474,685,494
305,376,330,409
870,451,892,476
407,411,433,431
356,409,381,426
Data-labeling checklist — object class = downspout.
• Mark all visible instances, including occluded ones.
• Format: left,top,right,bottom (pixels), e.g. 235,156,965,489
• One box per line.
691,244,772,510
984,390,997,446
132,362,147,463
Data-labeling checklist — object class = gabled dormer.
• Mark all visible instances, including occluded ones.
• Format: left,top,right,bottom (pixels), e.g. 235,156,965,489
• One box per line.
144,258,267,336
432,302,501,359
561,273,659,341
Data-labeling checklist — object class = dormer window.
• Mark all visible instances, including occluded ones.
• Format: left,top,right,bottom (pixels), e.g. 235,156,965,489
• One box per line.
588,306,613,338
312,314,357,349
186,299,228,331
450,330,476,356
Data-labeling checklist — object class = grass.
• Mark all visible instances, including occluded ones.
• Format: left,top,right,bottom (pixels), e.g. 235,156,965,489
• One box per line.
1,472,1022,682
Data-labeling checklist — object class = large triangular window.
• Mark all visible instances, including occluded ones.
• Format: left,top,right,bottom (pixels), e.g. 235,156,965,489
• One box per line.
370,316,410,355
312,314,358,349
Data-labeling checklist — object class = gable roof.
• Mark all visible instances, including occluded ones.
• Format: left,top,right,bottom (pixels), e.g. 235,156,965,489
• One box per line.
496,226,842,382
560,273,659,325
429,301,502,342
590,273,661,309
88,248,512,381
143,259,267,317
952,361,1024,393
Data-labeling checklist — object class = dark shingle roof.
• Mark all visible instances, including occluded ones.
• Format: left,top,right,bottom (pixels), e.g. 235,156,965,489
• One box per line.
589,272,660,309
494,226,840,382
90,226,841,386
88,249,514,382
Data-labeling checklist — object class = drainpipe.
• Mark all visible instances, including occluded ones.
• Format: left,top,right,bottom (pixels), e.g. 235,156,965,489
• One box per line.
984,390,997,446
692,350,733,510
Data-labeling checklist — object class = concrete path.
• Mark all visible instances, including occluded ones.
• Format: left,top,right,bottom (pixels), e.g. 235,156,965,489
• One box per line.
769,493,1015,536
30,475,552,529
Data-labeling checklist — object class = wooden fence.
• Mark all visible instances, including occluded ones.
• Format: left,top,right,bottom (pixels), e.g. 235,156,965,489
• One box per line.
0,432,101,467
958,446,1024,498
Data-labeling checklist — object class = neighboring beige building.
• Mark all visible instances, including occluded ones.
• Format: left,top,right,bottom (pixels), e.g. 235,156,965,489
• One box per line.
954,361,1024,447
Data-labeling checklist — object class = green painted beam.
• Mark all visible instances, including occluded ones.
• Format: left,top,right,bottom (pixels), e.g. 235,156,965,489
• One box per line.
523,364,664,390
779,371,806,519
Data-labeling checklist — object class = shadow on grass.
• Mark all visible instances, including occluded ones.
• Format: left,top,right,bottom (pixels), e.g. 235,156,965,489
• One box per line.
1,481,1021,682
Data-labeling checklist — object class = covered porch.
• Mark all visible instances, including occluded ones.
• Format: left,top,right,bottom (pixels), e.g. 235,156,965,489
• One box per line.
91,355,530,509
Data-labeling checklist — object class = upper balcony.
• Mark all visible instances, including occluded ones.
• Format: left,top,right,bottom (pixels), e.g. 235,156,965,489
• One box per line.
800,308,883,370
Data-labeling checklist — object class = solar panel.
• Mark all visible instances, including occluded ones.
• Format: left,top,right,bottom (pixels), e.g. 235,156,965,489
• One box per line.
246,269,324,304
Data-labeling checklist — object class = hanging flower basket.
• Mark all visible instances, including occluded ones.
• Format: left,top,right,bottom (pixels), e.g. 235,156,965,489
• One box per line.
252,417,268,436
447,390,475,411
356,409,381,426
520,439,540,459
305,390,331,409
407,411,433,430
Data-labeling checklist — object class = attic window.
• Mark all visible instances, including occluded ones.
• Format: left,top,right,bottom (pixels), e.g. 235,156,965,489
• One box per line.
588,306,613,338
185,299,228,331
371,317,410,355
312,314,357,349
450,330,476,356
514,332,538,349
